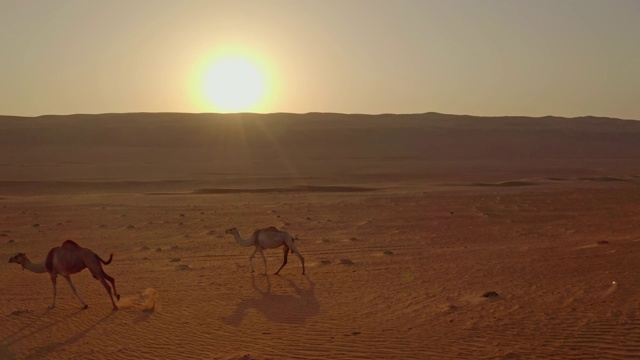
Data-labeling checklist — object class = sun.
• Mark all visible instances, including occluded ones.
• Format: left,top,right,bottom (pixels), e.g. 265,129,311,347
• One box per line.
197,52,270,113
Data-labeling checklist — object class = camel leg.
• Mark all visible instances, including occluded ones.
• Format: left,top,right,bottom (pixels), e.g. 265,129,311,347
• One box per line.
249,248,258,273
286,241,306,275
88,264,118,310
63,275,88,309
258,248,268,275
98,277,118,310
49,274,58,309
275,246,289,275
294,250,305,275
103,272,120,301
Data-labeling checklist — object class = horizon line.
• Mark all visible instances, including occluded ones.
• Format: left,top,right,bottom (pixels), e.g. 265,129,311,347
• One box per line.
0,111,637,122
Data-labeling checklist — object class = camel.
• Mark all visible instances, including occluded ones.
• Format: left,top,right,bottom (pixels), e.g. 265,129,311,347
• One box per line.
225,226,305,275
8,240,120,310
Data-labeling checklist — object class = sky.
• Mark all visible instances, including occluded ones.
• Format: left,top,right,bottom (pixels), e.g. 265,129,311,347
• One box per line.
1,0,639,119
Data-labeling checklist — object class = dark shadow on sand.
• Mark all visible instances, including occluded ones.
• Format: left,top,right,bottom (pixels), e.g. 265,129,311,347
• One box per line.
1,308,114,360
1,308,84,347
25,311,115,359
222,275,319,326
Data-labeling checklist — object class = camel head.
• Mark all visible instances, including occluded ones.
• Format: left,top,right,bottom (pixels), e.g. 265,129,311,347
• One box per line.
225,227,238,235
9,252,27,266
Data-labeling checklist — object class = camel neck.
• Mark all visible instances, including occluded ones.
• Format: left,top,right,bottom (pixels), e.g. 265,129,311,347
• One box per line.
22,258,47,273
233,232,254,247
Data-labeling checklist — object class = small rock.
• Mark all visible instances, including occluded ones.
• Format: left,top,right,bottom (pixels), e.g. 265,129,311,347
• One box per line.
127,225,135,229
481,291,499,298
176,264,190,271
383,250,394,256
596,240,609,245
32,224,40,227
170,258,181,262
155,248,162,252
340,259,355,265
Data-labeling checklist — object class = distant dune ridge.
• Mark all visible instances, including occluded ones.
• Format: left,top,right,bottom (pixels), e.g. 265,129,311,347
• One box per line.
1,112,639,183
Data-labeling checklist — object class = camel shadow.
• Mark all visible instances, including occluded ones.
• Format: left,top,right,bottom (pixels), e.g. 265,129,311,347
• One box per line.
1,309,113,360
1,308,84,347
222,275,319,326
25,311,114,360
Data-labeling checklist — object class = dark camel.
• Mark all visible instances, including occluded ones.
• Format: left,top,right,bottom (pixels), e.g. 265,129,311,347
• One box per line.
9,240,120,310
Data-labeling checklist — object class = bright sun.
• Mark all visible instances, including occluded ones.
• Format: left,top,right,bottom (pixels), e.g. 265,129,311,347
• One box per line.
198,53,269,113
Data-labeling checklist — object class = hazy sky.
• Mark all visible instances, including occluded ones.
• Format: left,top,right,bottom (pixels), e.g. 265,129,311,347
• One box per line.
1,0,639,119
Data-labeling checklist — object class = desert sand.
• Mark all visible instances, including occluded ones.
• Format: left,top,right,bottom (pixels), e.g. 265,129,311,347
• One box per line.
1,113,640,359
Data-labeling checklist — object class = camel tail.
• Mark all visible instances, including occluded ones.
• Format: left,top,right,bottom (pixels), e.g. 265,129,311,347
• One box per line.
97,253,114,265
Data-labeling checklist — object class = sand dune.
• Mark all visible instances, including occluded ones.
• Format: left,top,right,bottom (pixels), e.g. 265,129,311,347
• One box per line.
1,112,640,182
1,113,640,359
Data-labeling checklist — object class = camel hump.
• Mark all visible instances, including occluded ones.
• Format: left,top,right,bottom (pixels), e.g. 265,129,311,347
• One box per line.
253,226,276,236
251,226,280,246
253,226,280,237
62,240,81,248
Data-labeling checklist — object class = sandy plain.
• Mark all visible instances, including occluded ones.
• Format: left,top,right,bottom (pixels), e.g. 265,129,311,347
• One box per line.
1,113,640,359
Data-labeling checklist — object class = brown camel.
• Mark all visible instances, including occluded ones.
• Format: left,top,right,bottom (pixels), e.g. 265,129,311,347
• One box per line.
225,226,305,275
8,240,120,310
